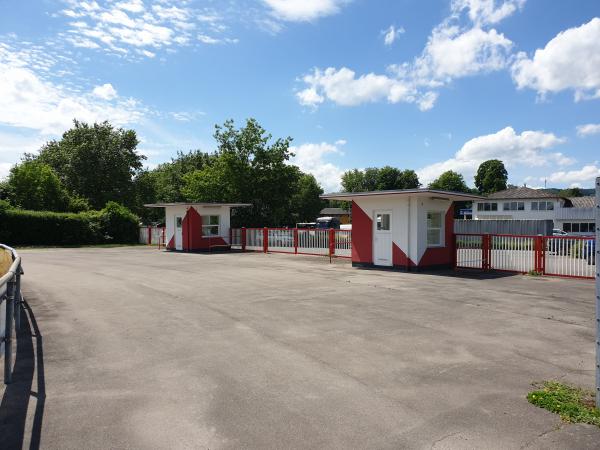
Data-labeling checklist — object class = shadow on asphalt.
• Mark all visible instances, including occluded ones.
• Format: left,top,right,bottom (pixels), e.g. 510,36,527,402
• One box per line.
0,300,45,450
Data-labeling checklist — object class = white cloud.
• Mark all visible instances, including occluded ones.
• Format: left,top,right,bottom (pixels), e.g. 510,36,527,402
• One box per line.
546,164,600,185
92,83,118,100
262,0,347,22
511,18,600,101
297,1,515,109
576,123,600,137
59,0,237,58
417,126,570,184
451,0,525,25
382,25,404,46
289,141,347,191
0,43,145,135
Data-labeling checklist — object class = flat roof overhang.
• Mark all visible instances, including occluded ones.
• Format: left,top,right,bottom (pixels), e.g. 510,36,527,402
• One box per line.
144,202,252,208
320,189,485,202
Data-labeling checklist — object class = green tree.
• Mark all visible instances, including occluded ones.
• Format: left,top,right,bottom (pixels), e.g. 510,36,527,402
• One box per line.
32,120,144,209
558,187,583,197
474,159,508,194
341,167,420,192
428,170,471,193
6,161,71,211
183,118,315,227
291,174,324,223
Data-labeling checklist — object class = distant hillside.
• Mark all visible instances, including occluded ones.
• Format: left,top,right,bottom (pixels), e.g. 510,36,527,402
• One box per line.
545,188,595,196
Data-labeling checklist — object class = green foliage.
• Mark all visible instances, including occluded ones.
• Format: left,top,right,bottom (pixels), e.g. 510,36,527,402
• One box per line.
290,174,325,224
0,202,139,246
341,166,421,192
97,201,140,243
7,161,71,211
428,170,472,192
558,187,583,198
528,381,600,426
182,118,318,227
32,120,144,209
474,159,508,194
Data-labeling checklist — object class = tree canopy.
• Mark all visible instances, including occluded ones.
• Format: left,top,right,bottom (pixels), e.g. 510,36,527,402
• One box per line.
474,159,508,194
181,119,323,226
558,187,583,197
341,166,420,192
31,120,144,209
428,170,472,193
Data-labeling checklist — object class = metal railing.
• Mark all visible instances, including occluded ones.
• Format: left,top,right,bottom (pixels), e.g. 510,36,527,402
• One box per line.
230,227,352,259
455,233,595,279
1,244,24,384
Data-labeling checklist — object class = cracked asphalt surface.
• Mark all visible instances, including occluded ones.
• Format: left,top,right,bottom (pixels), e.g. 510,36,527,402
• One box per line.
1,246,599,449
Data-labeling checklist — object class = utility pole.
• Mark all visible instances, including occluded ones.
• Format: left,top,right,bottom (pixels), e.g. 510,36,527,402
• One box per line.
596,176,599,408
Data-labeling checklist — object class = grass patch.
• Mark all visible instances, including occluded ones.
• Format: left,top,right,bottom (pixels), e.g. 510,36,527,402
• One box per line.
527,381,600,427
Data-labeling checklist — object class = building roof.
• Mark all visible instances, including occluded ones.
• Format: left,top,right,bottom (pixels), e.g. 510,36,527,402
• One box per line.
320,189,484,202
320,207,350,215
567,196,595,208
485,187,558,200
144,202,251,208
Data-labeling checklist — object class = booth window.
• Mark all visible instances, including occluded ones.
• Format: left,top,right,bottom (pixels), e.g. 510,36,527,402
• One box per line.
427,212,443,247
201,215,220,236
376,213,390,231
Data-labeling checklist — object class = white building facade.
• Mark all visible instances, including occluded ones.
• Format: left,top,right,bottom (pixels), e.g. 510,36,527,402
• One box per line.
472,187,595,235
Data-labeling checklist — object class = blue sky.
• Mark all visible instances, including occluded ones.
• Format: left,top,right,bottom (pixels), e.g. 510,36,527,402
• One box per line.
0,0,599,191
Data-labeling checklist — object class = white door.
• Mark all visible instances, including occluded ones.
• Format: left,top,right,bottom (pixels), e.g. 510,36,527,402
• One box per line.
373,210,392,266
174,215,183,250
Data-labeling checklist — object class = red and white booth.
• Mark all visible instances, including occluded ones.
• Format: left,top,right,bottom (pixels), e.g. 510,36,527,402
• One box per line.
321,189,483,270
145,202,250,251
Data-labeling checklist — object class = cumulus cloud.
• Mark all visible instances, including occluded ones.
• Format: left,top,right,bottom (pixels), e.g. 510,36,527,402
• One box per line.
417,126,570,184
262,0,348,22
92,83,118,100
289,141,347,191
382,25,404,46
451,0,525,25
511,18,600,101
546,164,600,185
576,123,600,137
297,0,516,110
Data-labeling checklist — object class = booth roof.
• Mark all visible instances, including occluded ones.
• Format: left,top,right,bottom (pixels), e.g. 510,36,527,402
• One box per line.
320,189,484,202
144,202,251,208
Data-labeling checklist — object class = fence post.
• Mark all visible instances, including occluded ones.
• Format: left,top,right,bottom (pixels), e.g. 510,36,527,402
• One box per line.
451,233,457,269
293,228,298,254
241,228,247,252
263,227,269,253
482,234,490,270
147,226,152,245
329,228,335,258
4,277,15,384
595,176,599,408
14,267,21,333
535,236,545,274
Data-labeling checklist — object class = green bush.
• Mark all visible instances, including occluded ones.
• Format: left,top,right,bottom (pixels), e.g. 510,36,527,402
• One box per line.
0,202,140,246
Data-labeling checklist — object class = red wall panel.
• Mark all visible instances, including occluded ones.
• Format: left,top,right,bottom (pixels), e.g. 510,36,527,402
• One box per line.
351,201,373,264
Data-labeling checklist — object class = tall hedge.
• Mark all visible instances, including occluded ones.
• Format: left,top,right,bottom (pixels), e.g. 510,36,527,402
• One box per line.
0,201,140,246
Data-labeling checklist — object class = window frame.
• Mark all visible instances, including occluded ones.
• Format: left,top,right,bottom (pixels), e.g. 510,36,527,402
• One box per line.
201,215,221,237
426,211,444,248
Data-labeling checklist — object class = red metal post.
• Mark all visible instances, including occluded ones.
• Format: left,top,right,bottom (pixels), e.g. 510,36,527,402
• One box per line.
482,234,491,270
241,227,246,252
147,226,152,245
263,227,269,253
451,233,457,269
329,228,335,257
535,236,545,274
293,228,298,254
